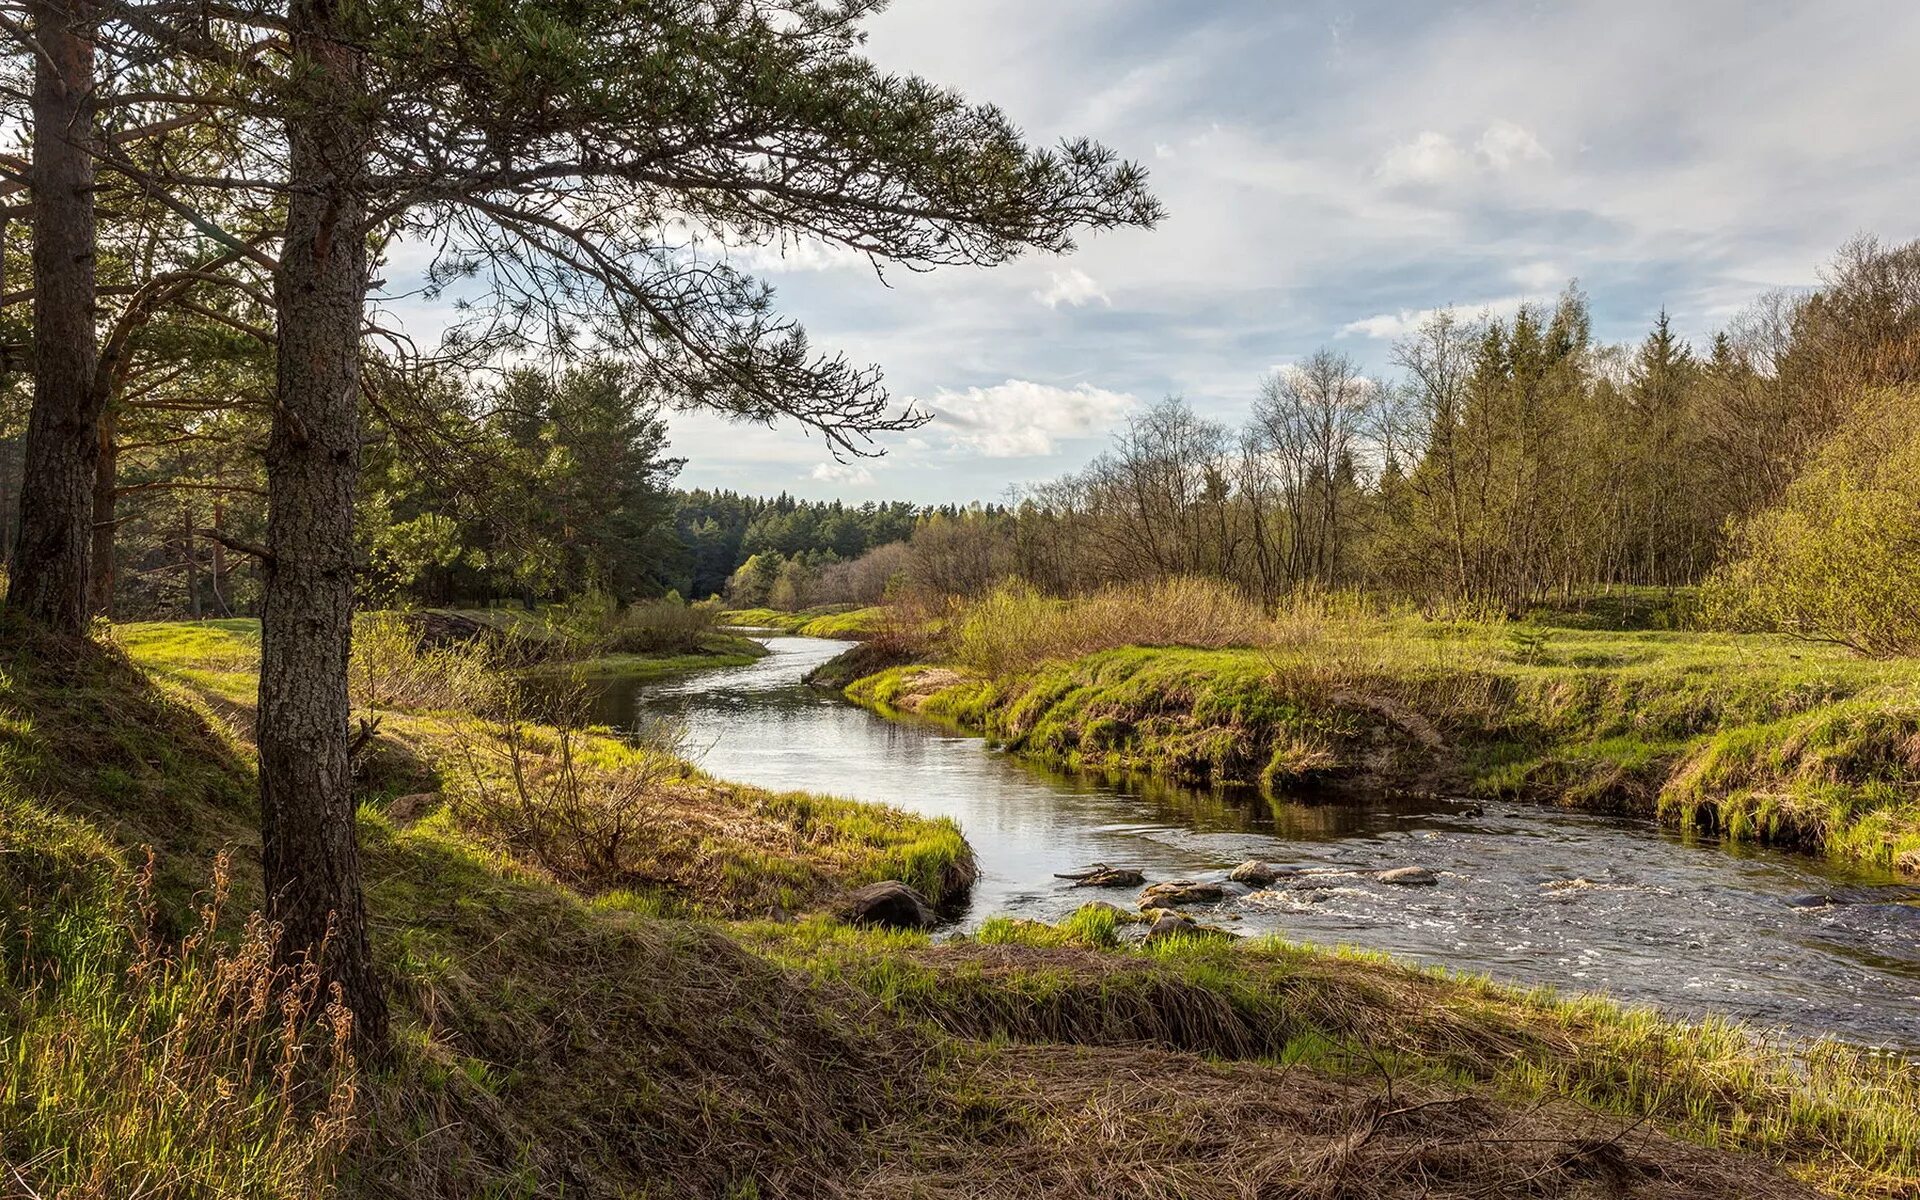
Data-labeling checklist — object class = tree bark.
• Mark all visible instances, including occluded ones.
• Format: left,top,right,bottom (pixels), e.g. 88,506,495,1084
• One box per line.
7,0,100,634
258,0,387,1049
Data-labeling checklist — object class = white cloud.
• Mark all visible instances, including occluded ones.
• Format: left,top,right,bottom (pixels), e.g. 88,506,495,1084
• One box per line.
1475,119,1550,169
1509,260,1566,291
928,379,1136,457
1376,121,1550,187
1339,293,1540,340
1034,267,1111,309
810,462,875,485
1375,131,1468,186
729,234,870,275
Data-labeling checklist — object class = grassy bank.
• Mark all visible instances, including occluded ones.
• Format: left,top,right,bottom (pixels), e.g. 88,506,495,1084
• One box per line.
5,611,1913,1197
722,604,887,638
840,598,1920,879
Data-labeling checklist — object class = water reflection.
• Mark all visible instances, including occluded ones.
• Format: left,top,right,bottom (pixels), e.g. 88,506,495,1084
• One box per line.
582,635,1920,1048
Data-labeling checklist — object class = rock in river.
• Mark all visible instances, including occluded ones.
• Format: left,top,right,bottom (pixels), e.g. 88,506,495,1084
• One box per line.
1137,880,1227,908
838,881,937,929
1375,866,1438,886
1228,860,1292,886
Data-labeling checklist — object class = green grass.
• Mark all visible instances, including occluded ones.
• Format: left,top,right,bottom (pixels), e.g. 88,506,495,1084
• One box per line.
518,636,766,681
843,613,1920,877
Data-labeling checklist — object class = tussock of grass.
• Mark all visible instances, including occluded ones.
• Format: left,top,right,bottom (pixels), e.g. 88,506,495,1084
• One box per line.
0,615,357,1199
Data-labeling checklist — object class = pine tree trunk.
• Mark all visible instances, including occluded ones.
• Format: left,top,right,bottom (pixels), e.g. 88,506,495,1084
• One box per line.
258,0,387,1049
7,0,99,634
87,410,114,616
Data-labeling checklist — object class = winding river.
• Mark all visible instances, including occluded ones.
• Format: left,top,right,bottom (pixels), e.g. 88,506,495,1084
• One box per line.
590,634,1920,1049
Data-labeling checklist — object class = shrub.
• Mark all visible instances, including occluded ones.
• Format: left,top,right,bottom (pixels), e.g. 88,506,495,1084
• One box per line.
946,578,1273,675
542,591,724,656
350,611,504,713
449,682,691,892
1704,390,1920,657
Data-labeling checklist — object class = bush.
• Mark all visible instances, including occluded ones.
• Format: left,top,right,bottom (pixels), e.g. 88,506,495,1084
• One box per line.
946,578,1273,675
350,611,504,713
543,592,723,656
1704,390,1920,657
449,682,691,892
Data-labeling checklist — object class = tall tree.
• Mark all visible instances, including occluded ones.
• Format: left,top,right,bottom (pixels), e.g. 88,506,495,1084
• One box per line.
7,0,99,633
258,0,387,1046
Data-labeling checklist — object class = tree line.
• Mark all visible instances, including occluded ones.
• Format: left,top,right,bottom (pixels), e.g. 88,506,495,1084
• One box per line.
828,236,1919,632
0,0,1160,1047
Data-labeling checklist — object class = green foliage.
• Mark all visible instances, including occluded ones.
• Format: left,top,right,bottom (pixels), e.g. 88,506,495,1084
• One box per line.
1704,390,1920,657
361,361,684,608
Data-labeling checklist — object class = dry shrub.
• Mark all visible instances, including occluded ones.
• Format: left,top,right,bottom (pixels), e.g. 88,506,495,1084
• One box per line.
450,682,690,892
0,851,358,1199
350,611,504,713
946,578,1273,675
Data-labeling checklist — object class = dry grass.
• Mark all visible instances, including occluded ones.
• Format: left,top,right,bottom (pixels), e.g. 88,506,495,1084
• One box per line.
860,1043,1815,1199
944,578,1273,675
1,849,358,1200
756,919,1919,1198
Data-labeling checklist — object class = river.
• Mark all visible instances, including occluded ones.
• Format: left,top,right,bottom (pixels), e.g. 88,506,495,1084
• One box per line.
586,634,1920,1049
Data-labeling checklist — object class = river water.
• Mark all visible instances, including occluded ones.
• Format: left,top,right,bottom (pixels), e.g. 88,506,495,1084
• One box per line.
590,634,1920,1048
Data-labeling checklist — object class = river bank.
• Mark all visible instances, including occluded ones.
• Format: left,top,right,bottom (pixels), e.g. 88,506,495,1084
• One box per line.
833,616,1920,881
5,615,1916,1197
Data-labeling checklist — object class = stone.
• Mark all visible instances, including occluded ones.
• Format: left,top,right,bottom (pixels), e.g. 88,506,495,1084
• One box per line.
1142,911,1201,942
838,881,938,929
1137,880,1227,909
1375,866,1438,886
1227,860,1290,886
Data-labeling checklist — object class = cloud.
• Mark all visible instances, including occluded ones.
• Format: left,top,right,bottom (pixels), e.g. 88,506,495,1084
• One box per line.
1375,131,1469,186
1034,267,1111,309
927,379,1136,457
1475,119,1551,170
1376,121,1551,186
1338,293,1540,340
1509,260,1567,291
810,462,875,485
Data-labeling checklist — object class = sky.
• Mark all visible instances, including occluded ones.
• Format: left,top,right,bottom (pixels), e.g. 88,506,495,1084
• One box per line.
399,0,1920,505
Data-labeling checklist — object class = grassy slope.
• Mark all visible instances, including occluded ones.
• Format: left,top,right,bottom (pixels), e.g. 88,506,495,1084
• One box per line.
844,617,1920,878
5,614,1915,1197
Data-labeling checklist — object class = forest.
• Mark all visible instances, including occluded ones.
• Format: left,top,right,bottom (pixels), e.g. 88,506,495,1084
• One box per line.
3,1,1920,1199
